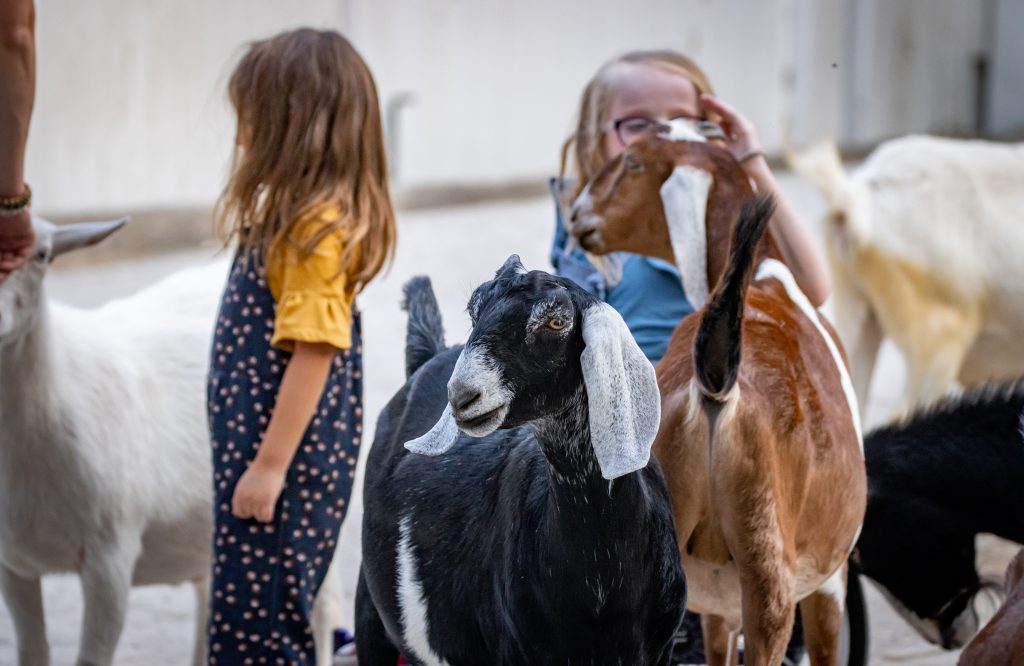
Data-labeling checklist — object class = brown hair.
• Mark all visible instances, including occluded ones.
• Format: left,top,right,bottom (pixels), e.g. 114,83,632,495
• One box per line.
560,50,716,197
216,28,396,291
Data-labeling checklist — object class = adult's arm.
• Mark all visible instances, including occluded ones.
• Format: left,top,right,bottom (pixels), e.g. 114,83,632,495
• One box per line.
0,0,36,279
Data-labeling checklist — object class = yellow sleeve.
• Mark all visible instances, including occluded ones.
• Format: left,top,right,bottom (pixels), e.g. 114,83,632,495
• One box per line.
270,232,353,352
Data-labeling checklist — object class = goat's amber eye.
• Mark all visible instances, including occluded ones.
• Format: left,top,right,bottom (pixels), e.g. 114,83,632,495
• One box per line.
548,317,567,331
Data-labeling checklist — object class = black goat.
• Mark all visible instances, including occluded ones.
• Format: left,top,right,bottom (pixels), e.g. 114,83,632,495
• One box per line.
356,258,686,665
854,380,1024,649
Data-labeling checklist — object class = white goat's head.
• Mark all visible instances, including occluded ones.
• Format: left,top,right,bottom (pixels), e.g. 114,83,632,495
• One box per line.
0,218,126,343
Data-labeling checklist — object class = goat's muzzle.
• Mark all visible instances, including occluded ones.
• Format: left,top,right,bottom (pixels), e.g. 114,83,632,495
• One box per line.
447,347,511,438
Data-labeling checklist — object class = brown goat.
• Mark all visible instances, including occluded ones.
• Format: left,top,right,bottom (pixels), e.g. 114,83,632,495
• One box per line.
959,548,1024,666
568,128,866,666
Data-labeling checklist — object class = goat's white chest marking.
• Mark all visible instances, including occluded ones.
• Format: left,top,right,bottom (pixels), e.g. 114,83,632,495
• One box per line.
397,517,450,666
817,566,847,608
755,259,863,447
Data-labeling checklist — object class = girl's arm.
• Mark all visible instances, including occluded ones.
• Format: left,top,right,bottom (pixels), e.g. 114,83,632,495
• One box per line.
700,94,831,307
231,341,338,522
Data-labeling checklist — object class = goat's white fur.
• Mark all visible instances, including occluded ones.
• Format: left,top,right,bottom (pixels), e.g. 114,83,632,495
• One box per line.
396,517,450,666
0,220,342,666
659,166,712,309
658,119,710,144
790,136,1024,416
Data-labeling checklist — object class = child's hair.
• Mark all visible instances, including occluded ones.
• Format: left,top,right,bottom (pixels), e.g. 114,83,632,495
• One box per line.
560,50,716,197
217,28,396,291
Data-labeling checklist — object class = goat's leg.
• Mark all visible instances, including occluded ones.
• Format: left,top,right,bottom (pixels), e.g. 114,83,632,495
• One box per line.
76,537,140,666
799,567,846,666
0,564,49,666
881,299,979,417
190,577,209,666
312,557,344,666
738,580,795,666
700,613,739,666
897,334,973,418
355,568,400,666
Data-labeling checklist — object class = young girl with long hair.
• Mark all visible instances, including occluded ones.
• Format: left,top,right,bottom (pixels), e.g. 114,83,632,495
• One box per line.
552,50,829,364
207,28,395,664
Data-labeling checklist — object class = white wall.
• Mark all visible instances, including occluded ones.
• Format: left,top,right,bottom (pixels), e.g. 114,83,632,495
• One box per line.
989,0,1024,136
25,0,1024,215
349,0,794,187
841,0,987,143
28,0,342,214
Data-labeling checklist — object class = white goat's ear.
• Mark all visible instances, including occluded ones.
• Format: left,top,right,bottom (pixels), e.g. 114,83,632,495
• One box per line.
580,303,661,480
660,166,712,309
405,403,460,456
51,218,128,260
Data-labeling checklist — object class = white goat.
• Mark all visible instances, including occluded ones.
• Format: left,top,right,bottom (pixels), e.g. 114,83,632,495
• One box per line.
0,219,342,666
791,136,1024,416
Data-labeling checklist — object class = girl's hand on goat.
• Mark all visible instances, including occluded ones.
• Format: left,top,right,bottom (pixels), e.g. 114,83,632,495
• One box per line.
232,460,287,523
699,94,765,167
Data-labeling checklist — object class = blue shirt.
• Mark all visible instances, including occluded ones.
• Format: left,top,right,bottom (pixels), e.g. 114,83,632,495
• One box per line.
549,178,694,364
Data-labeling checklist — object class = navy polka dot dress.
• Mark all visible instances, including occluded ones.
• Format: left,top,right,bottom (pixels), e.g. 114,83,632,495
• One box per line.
207,251,362,665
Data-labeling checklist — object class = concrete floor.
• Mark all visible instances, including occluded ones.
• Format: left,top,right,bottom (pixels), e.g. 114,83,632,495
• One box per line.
0,173,1011,664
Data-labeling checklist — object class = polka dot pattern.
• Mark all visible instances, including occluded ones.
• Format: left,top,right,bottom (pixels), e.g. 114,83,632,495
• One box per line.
207,253,362,665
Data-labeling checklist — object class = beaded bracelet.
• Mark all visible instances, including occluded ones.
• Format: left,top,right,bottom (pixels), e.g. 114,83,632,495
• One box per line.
0,183,31,217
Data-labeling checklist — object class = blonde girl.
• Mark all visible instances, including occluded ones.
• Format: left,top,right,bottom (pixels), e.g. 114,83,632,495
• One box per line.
552,50,829,364
207,28,395,665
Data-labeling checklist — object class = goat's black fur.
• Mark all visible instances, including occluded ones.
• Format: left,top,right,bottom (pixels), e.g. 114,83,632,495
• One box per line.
401,276,446,379
357,265,686,666
856,379,1024,648
693,195,775,399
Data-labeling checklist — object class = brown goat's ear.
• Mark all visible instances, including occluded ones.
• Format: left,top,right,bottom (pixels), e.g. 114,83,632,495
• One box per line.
580,303,661,480
659,166,712,309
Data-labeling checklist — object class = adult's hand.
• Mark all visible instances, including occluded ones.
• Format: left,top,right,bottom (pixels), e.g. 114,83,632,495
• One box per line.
0,209,34,279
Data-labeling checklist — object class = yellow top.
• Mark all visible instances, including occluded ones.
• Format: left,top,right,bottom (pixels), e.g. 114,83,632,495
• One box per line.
266,207,355,352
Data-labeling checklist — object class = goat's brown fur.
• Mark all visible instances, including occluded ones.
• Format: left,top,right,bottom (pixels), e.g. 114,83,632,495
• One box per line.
570,137,866,666
959,548,1024,666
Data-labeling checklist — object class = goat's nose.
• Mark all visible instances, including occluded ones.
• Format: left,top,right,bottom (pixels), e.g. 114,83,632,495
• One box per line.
448,381,481,411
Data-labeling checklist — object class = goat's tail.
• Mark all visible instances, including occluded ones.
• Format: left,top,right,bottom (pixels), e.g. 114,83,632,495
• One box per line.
401,276,446,378
785,140,866,241
693,195,775,401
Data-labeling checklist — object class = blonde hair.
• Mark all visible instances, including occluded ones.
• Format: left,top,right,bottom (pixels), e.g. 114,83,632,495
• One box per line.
560,50,716,197
216,28,396,292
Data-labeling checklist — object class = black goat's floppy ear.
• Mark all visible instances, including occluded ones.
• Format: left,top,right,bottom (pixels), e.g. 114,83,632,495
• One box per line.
660,165,712,309
580,303,661,479
405,403,459,456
